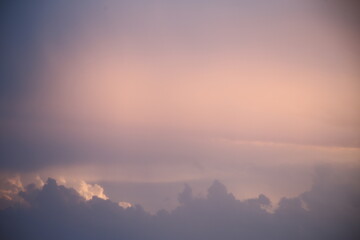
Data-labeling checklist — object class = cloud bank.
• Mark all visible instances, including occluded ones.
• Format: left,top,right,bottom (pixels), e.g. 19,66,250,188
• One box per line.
0,166,359,240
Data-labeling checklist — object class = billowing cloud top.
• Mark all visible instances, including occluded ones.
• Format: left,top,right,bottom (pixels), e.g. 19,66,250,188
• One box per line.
1,166,360,240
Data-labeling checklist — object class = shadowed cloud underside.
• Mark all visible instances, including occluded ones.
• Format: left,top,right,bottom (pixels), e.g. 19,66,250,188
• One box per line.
0,166,359,240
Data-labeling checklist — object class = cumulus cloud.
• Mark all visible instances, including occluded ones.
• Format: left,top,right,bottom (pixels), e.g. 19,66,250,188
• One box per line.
0,166,359,240
72,180,108,200
0,175,25,209
0,175,108,209
118,201,132,209
0,175,23,200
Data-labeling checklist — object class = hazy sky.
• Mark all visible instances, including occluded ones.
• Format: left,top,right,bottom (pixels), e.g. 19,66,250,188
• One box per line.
0,0,359,215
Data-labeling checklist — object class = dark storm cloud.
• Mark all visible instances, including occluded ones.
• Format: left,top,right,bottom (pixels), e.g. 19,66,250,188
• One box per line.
1,166,359,240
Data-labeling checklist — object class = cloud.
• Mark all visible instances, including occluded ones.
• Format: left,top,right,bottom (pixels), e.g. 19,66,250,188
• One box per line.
118,201,132,208
0,175,109,209
73,180,108,200
0,166,359,240
0,175,24,209
0,175,23,199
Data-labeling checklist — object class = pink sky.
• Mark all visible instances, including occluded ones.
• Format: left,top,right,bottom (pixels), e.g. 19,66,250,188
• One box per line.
0,0,359,212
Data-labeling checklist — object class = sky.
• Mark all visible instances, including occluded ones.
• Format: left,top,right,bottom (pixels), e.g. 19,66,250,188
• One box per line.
0,0,359,239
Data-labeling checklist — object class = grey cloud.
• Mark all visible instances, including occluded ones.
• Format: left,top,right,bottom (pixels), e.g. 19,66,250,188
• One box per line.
1,166,359,240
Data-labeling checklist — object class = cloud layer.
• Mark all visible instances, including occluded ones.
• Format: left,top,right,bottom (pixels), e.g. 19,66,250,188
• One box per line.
1,166,359,240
